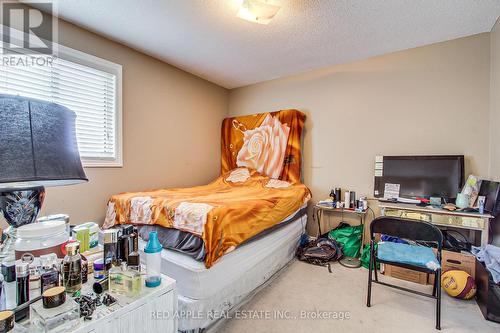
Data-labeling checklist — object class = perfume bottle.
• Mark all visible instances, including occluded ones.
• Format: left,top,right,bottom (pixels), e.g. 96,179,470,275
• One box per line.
40,254,59,293
62,243,82,296
101,229,118,270
15,263,30,306
109,262,141,297
117,225,134,263
122,263,141,297
108,263,124,295
81,254,88,284
27,258,41,299
131,226,139,252
15,263,30,321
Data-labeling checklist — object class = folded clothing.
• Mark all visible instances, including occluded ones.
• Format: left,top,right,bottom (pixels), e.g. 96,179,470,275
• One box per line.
472,244,500,284
377,241,440,271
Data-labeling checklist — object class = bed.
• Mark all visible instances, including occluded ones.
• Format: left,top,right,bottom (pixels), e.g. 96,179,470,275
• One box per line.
139,205,307,331
103,109,310,331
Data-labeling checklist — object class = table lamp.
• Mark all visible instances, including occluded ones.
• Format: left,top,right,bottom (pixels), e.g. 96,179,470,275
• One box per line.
0,94,88,261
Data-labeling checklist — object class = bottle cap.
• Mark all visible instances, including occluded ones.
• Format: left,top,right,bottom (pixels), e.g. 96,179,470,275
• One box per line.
42,286,66,309
100,229,118,244
93,258,105,271
0,310,15,332
118,225,134,236
40,255,52,269
144,231,162,253
65,242,80,256
15,262,29,276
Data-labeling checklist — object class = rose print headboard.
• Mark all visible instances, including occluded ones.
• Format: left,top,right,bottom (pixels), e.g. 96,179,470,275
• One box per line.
221,109,306,183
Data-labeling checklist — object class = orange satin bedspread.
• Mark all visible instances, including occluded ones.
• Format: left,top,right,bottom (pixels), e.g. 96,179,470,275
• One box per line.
105,168,311,268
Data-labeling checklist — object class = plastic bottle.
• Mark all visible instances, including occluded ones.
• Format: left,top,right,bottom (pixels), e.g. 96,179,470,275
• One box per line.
144,231,162,288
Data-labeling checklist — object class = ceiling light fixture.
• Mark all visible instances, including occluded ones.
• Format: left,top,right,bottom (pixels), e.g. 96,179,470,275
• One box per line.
236,0,281,25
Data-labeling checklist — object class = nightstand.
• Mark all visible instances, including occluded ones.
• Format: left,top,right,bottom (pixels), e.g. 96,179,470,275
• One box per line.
313,203,368,268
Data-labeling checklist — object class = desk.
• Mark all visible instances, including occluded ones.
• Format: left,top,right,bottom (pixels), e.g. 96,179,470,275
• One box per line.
313,203,366,237
379,202,493,246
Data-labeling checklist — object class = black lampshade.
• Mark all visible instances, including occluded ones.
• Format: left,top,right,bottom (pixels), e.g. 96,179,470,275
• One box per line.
0,94,88,189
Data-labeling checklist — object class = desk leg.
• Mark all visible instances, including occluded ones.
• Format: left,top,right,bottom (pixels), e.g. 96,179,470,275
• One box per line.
315,207,322,237
359,214,365,246
481,218,489,246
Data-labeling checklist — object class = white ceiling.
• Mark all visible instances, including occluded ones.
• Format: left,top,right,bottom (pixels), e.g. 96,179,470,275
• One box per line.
39,0,500,89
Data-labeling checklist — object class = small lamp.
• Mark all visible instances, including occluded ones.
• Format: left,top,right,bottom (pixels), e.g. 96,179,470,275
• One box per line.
0,94,88,260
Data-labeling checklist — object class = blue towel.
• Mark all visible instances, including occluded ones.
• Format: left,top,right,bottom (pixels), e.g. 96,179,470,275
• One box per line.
377,241,440,271
472,245,500,283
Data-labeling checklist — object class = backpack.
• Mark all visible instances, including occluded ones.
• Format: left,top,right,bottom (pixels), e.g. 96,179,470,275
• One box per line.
296,237,343,272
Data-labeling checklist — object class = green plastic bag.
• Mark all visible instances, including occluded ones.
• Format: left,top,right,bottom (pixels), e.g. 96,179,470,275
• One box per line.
328,224,363,258
360,243,380,270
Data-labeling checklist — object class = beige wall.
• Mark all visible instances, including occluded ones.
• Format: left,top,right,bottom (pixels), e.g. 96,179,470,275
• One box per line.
490,18,500,179
228,34,491,234
16,19,229,225
1,16,495,235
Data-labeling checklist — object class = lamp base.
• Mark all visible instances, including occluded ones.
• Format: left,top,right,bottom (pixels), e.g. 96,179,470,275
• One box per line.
0,186,45,262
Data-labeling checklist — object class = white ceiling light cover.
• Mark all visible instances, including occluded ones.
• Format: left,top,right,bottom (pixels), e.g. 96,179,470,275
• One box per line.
236,0,281,25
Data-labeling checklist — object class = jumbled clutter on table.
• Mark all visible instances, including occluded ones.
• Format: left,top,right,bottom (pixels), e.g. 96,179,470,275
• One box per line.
0,217,163,332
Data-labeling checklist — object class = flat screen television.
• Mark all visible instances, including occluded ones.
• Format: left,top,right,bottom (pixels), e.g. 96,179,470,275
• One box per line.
374,155,465,201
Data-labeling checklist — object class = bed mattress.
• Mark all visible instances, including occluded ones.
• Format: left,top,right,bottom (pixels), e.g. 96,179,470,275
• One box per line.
139,207,307,331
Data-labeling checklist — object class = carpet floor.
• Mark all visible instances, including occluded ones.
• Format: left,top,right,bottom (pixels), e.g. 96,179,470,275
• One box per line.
217,260,498,333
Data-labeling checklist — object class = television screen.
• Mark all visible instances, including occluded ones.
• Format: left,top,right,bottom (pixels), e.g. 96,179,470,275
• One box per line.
374,155,464,200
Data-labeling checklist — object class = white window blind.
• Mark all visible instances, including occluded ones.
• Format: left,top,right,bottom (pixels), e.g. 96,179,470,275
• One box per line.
0,56,119,164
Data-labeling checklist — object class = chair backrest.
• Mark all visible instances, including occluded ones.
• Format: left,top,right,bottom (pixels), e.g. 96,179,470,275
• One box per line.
370,216,443,250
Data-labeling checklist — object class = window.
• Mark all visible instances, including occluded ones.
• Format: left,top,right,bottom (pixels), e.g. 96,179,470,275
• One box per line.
0,34,122,167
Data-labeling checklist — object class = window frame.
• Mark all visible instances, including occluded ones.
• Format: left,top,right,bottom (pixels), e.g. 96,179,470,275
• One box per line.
0,25,123,168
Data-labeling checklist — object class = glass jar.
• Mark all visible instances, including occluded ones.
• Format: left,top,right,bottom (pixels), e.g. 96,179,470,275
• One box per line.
15,220,69,260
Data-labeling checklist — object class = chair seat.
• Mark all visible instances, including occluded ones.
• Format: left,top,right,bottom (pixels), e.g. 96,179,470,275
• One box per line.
377,242,440,271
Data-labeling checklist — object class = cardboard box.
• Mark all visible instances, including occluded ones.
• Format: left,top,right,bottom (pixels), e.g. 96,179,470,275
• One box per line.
382,250,476,286
441,250,476,278
382,263,428,285
428,250,476,285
